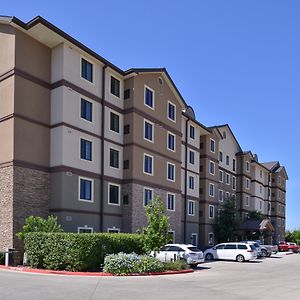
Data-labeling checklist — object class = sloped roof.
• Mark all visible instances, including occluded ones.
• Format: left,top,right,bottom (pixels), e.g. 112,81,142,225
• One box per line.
240,219,274,232
261,161,279,171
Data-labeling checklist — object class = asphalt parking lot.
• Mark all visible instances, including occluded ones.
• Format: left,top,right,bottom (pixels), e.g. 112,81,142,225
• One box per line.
0,253,299,300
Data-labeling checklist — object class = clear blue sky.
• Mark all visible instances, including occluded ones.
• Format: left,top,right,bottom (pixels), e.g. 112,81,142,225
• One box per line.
2,1,299,229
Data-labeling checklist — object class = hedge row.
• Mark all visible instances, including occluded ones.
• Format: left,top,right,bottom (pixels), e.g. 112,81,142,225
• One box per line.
24,232,145,271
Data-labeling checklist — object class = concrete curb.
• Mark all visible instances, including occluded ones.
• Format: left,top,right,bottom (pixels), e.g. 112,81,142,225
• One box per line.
0,265,193,277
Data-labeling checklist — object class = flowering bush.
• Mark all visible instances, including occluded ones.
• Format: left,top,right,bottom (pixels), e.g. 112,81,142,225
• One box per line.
103,253,164,275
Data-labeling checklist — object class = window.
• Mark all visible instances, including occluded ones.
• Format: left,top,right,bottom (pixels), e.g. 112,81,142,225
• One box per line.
209,205,214,219
219,151,223,162
260,170,263,178
210,139,215,153
226,173,230,185
110,112,120,133
108,183,120,205
189,150,195,164
226,192,230,199
260,200,262,210
81,58,93,82
191,233,197,246
189,125,195,139
238,244,247,250
232,176,236,190
109,148,119,168
78,226,93,233
144,188,153,206
124,125,130,134
245,196,250,206
219,170,224,182
246,178,250,189
167,193,175,211
108,228,120,233
226,155,230,166
260,185,262,194
80,139,92,161
79,177,93,201
81,98,92,122
246,161,250,172
209,183,215,197
188,200,195,216
110,76,120,98
144,120,154,142
225,244,237,250
278,176,281,185
209,161,215,175
144,154,153,175
233,159,236,171
219,189,223,202
145,86,154,108
189,176,194,190
167,163,175,181
167,132,175,151
208,233,214,246
168,101,176,121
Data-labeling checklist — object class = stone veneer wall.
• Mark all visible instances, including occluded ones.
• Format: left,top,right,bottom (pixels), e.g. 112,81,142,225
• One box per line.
0,166,14,251
0,166,50,252
122,183,182,242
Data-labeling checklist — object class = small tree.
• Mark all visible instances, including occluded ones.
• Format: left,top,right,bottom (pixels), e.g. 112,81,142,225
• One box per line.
247,211,265,220
142,196,170,253
214,197,241,243
17,216,63,240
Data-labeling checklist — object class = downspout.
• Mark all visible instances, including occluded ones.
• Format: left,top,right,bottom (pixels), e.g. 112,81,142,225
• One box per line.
100,65,108,232
184,117,190,243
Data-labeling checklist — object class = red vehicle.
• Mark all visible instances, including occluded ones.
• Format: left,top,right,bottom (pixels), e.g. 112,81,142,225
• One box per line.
278,241,300,253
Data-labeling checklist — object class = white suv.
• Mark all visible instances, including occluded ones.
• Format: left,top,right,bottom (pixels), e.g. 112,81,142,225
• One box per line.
204,242,258,262
152,244,204,267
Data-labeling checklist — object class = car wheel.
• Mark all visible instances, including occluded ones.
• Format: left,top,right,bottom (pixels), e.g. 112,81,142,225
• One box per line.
236,254,245,263
205,253,214,261
261,249,267,257
189,264,198,269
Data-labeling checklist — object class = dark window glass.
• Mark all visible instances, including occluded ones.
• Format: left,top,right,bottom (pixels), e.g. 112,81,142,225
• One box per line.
233,159,236,171
124,89,130,99
168,103,175,120
190,125,195,139
110,112,120,133
123,160,129,169
168,133,175,151
78,228,93,233
210,140,215,152
80,178,92,200
81,99,92,122
168,164,175,181
238,244,247,250
219,151,223,162
189,176,194,189
80,139,92,161
144,155,153,174
81,58,93,82
109,184,119,204
216,244,225,250
144,121,153,141
224,244,237,249
144,189,152,206
145,87,153,107
167,194,175,210
109,148,119,168
189,151,195,164
168,246,184,252
111,76,120,97
226,155,230,166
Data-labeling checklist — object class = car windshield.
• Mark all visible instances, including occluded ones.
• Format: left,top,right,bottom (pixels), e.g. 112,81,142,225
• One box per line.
187,247,201,252
250,245,256,251
253,243,260,248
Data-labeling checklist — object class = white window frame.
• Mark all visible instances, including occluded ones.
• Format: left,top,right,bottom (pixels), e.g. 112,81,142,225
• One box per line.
144,119,154,143
219,151,223,162
219,189,223,202
80,55,95,85
189,125,195,140
167,131,176,152
78,176,94,202
189,150,195,165
78,225,94,233
109,146,120,169
219,170,224,182
143,187,153,207
110,74,121,99
80,96,94,124
209,183,215,197
209,161,215,175
208,232,214,246
209,205,214,219
226,155,230,166
189,176,195,190
226,173,230,185
167,192,175,211
109,109,121,135
79,137,93,162
232,176,236,190
144,84,155,110
210,139,215,153
108,183,121,206
167,100,176,123
245,195,250,206
246,161,250,172
167,162,176,182
143,153,154,176
246,178,250,190
226,192,230,199
187,200,195,216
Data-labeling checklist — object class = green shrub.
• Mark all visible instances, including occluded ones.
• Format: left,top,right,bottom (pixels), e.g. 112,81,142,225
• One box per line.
103,253,164,275
0,252,4,265
163,260,189,271
24,232,145,271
